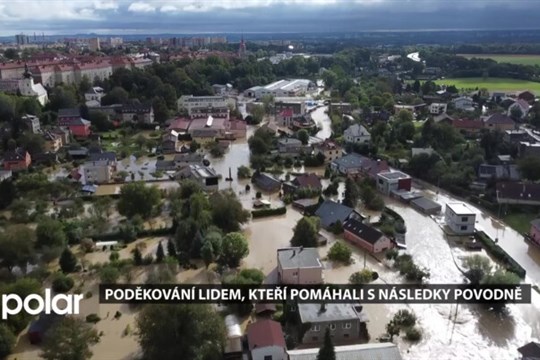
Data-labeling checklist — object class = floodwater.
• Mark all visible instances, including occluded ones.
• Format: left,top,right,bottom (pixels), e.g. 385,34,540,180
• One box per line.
407,52,421,62
312,106,332,139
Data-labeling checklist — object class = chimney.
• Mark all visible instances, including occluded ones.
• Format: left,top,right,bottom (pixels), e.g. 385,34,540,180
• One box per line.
319,303,326,313
291,249,296,258
299,246,303,253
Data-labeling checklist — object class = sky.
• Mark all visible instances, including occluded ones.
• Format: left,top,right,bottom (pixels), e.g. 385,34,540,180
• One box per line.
0,0,539,35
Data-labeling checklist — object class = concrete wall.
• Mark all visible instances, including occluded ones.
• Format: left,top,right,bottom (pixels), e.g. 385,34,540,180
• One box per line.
251,345,287,360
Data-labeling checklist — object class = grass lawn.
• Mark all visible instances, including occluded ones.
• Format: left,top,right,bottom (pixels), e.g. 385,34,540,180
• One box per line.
458,54,540,66
434,77,540,92
502,212,537,235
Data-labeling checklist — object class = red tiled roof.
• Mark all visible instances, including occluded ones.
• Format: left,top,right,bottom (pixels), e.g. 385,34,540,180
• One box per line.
317,139,340,150
229,119,247,131
484,113,515,125
168,118,191,131
247,320,286,350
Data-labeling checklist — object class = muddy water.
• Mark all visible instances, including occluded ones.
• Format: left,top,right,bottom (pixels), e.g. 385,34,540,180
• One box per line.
312,106,332,139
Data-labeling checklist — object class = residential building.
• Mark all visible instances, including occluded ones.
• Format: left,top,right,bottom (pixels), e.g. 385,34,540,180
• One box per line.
452,96,475,112
433,112,454,124
283,173,322,195
3,148,31,171
278,137,305,155
168,117,191,132
508,99,530,119
177,95,230,117
313,139,342,162
120,104,154,124
343,124,371,144
173,153,204,167
0,170,13,182
22,114,40,133
478,164,520,181
275,97,306,117
331,154,389,179
244,79,317,98
277,247,323,284
83,152,117,184
298,303,367,345
517,91,536,104
252,172,282,192
483,113,516,132
505,130,531,144
58,108,81,125
84,87,105,104
519,142,540,158
227,119,247,139
518,341,540,360
329,102,352,114
287,343,403,360
224,315,242,357
528,220,540,247
246,320,287,360
496,182,540,206
343,219,393,253
452,119,484,136
315,200,364,229
444,203,476,235
376,171,412,195
43,131,63,153
429,102,447,115
410,197,442,215
88,38,100,51
188,116,230,143
162,130,179,154
174,164,219,191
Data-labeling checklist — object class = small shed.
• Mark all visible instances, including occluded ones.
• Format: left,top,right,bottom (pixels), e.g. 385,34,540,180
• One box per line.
410,196,442,215
224,315,243,355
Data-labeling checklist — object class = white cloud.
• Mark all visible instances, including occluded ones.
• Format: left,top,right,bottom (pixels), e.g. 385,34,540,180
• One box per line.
160,5,178,12
93,1,119,10
128,1,156,12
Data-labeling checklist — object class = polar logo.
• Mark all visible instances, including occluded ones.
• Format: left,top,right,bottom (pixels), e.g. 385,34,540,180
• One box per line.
2,289,83,320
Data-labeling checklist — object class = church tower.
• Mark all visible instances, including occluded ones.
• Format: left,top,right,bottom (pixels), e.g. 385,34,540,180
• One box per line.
238,35,247,59
19,63,35,97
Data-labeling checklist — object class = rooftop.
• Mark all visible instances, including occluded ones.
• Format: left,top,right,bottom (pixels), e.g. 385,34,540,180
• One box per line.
247,319,286,350
298,303,360,323
343,219,384,244
410,196,442,211
446,202,475,215
315,200,356,229
277,247,322,269
378,171,410,180
288,342,403,360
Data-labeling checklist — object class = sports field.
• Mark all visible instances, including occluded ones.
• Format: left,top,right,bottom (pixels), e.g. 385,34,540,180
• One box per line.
434,77,540,92
458,54,540,66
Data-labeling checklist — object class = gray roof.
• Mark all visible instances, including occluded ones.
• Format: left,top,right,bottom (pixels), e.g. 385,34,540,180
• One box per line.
331,153,364,169
88,151,116,162
288,343,403,360
344,124,369,138
410,196,442,211
277,247,322,269
315,200,354,228
298,303,360,323
278,137,302,146
58,108,80,118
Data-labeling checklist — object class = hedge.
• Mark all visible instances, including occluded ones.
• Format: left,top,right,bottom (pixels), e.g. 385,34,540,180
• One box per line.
91,226,175,241
476,231,526,278
251,207,287,219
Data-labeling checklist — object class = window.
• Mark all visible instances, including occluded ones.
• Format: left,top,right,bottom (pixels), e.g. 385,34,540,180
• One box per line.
461,225,467,231
461,216,468,222
329,324,336,331
343,322,351,329
264,356,272,360
293,271,298,277
344,333,350,338
311,325,320,332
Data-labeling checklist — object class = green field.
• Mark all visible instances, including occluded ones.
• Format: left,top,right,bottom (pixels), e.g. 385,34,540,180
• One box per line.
434,77,540,92
458,54,540,66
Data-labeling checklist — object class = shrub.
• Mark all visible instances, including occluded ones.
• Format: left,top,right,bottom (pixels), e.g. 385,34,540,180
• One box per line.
237,166,252,179
51,273,75,293
327,242,352,265
394,309,417,328
85,291,93,299
86,314,101,323
143,254,154,265
406,327,422,341
349,269,375,284
385,248,399,260
251,207,287,218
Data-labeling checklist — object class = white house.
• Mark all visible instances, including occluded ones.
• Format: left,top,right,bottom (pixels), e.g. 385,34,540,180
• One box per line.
19,66,48,106
429,103,447,115
444,202,476,235
452,96,475,112
343,124,371,144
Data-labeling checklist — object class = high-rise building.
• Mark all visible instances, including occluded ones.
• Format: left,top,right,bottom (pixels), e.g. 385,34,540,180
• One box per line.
88,38,101,51
109,37,123,47
15,34,29,45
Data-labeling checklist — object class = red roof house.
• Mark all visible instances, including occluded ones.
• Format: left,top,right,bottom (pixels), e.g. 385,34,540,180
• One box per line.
3,148,31,171
247,319,287,360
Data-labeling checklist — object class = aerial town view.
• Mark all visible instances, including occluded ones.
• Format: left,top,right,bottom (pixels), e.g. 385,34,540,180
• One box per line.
0,0,540,359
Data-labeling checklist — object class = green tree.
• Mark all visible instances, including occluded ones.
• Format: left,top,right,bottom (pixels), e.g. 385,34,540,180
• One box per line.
297,129,309,145
349,269,375,284
210,191,250,233
291,217,320,247
40,317,100,360
36,218,67,248
201,241,215,268
250,104,265,124
89,110,113,132
317,328,336,360
0,324,16,359
463,255,492,284
59,247,77,273
220,232,249,268
100,265,120,284
237,165,252,179
101,86,129,106
167,238,177,257
327,242,352,265
482,269,520,285
0,225,35,273
0,179,16,210
133,247,143,266
518,156,540,181
117,182,162,219
48,86,77,112
156,242,165,263
397,109,413,123
137,304,226,360
343,178,360,208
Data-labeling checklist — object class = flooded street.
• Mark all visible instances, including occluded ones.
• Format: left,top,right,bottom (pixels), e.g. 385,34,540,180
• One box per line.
312,106,332,139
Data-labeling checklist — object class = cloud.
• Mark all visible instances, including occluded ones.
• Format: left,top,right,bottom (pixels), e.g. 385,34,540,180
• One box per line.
128,1,156,12
160,5,178,12
93,1,119,10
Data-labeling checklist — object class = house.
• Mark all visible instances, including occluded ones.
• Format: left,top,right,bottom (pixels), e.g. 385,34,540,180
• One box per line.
313,139,343,162
298,303,367,345
343,218,393,253
331,154,389,179
483,113,516,132
227,119,247,139
51,127,70,146
85,86,105,104
275,97,306,117
212,83,232,96
496,182,540,206
429,102,447,115
278,137,305,155
43,130,63,153
517,91,536,104
246,319,287,360
174,153,204,167
224,315,243,357
528,220,540,247
452,96,475,112
188,116,230,143
478,164,520,181
22,114,40,133
162,130,179,154
276,109,296,127
58,107,82,125
287,343,403,360
253,172,282,192
376,171,412,195
174,164,219,191
518,341,540,360
452,119,484,136
120,104,154,124
508,99,530,119
505,130,531,144
277,247,323,284
83,151,117,184
330,102,352,114
67,118,91,138
315,200,364,229
283,173,322,195
168,117,191,132
433,112,454,124
3,148,31,171
410,197,442,215
0,170,12,182
343,124,371,144
444,203,476,235
519,142,540,158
